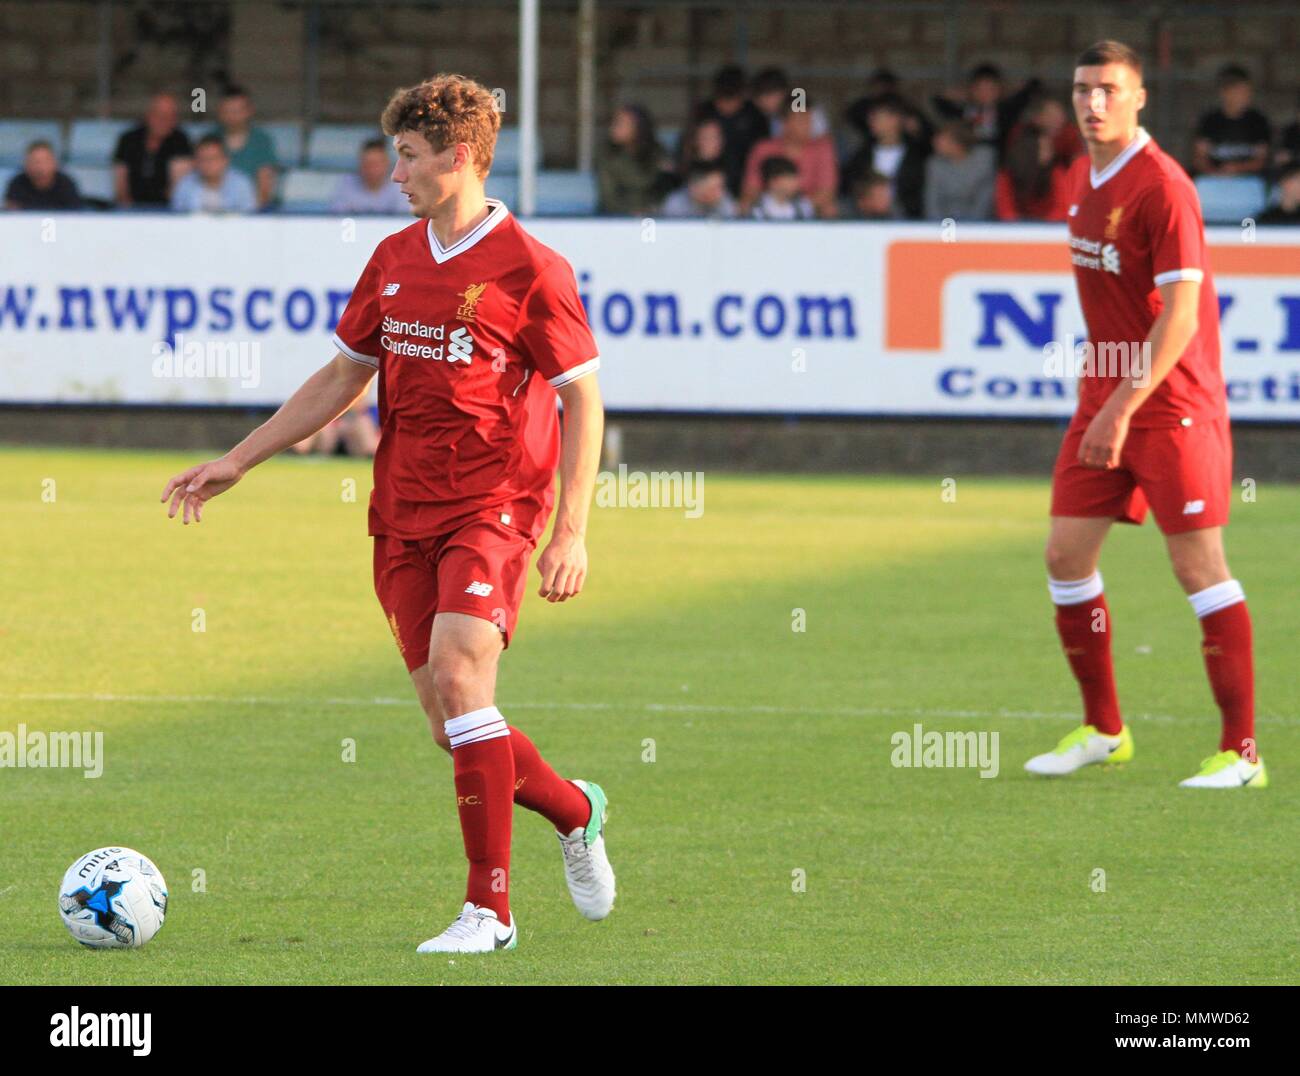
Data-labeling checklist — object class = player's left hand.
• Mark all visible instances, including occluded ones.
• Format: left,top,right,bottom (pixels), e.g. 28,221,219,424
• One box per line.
536,530,587,602
1078,406,1131,470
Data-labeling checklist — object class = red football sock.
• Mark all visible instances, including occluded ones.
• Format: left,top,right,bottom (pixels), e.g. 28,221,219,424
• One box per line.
445,708,514,926
1196,599,1255,756
509,726,591,835
1051,578,1122,735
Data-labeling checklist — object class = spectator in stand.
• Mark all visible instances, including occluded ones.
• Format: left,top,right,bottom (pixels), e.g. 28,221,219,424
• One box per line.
170,135,257,214
742,100,838,217
208,86,280,207
924,121,995,221
1274,90,1300,171
4,140,81,210
845,170,900,220
845,68,934,148
749,156,815,220
660,160,736,219
752,67,833,140
676,116,726,177
1258,163,1300,224
688,65,770,197
1193,65,1271,176
841,94,927,219
932,63,1041,159
330,138,407,215
597,104,667,216
112,91,193,208
995,97,1080,221
293,391,380,457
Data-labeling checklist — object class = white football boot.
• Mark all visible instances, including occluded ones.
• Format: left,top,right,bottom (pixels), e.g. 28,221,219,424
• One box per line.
557,780,616,921
416,902,517,954
1179,750,1268,789
1024,723,1133,775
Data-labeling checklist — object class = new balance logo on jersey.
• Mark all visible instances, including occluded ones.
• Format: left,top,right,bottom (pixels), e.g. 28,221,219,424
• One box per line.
382,283,400,296
1183,499,1205,515
465,581,494,597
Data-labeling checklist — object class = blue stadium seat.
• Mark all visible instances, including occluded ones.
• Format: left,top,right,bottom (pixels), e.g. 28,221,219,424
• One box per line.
484,172,519,205
65,164,114,203
537,170,597,215
0,165,17,196
493,127,542,174
0,119,64,167
1195,175,1268,224
306,125,383,170
280,168,349,213
66,119,134,165
262,121,305,168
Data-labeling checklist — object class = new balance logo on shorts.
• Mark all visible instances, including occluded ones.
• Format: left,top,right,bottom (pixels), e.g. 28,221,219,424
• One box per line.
1183,499,1206,515
382,282,400,296
465,581,494,596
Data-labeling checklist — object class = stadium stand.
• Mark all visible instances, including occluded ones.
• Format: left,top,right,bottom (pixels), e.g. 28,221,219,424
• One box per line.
0,119,63,166
1195,175,1269,224
65,119,133,166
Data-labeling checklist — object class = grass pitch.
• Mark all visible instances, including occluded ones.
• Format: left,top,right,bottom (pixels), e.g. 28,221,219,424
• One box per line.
0,445,1296,985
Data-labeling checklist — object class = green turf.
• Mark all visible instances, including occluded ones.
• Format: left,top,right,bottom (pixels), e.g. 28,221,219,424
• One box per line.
0,445,1296,984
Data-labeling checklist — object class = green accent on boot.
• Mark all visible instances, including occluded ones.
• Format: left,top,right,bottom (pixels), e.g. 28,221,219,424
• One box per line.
1104,724,1134,765
577,780,608,846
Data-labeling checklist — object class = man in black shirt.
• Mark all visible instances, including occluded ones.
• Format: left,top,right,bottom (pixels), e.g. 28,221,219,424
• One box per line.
112,92,194,207
1193,65,1271,176
1258,164,1300,224
687,65,770,198
4,141,81,210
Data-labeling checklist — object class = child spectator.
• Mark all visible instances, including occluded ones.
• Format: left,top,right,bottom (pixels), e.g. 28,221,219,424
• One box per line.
841,95,927,219
749,156,815,220
743,100,838,217
687,65,770,197
660,160,736,219
845,171,900,220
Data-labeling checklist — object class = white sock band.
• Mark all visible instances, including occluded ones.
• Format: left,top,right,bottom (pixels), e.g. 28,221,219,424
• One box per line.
444,706,510,749
1188,579,1245,619
1048,571,1104,606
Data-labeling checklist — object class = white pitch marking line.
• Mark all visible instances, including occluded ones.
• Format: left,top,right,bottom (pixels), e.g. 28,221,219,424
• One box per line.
2,691,1286,725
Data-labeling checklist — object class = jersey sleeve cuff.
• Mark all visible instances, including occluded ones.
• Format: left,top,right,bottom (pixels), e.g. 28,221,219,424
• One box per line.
1154,268,1204,286
547,356,600,388
333,333,379,368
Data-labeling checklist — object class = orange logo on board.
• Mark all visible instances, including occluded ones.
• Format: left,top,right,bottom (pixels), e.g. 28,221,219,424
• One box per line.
457,282,489,321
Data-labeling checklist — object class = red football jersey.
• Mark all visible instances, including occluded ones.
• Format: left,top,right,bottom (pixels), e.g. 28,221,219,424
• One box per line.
332,199,600,540
1066,129,1226,428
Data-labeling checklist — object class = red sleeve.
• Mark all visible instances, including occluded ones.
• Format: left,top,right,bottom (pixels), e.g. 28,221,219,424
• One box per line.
514,257,599,388
1143,180,1206,288
331,251,384,368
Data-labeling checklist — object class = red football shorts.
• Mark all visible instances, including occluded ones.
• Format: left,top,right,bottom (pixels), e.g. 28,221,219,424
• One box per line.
1051,414,1232,535
373,513,536,672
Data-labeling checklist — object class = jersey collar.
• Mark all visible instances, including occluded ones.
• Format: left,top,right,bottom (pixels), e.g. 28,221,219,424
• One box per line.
425,198,509,264
1090,128,1151,189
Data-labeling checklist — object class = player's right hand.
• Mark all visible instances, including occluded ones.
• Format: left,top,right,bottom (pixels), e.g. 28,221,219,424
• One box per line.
160,456,245,525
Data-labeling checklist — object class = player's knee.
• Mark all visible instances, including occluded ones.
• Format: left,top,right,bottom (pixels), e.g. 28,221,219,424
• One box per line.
429,651,490,714
1169,550,1228,595
1045,543,1089,582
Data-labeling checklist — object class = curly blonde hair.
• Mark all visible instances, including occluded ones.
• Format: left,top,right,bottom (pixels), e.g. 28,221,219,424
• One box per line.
381,73,501,179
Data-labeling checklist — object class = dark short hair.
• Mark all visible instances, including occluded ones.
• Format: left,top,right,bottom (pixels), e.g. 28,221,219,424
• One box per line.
361,137,389,154
25,139,54,155
852,170,891,195
223,85,250,100
1217,63,1251,87
686,159,725,183
1278,161,1300,183
752,67,789,96
195,134,226,153
712,65,747,98
1075,40,1143,79
969,63,1002,83
936,120,974,150
867,93,905,117
759,155,798,184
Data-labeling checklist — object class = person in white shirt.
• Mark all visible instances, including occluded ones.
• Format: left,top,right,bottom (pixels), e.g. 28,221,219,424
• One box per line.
169,136,256,214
